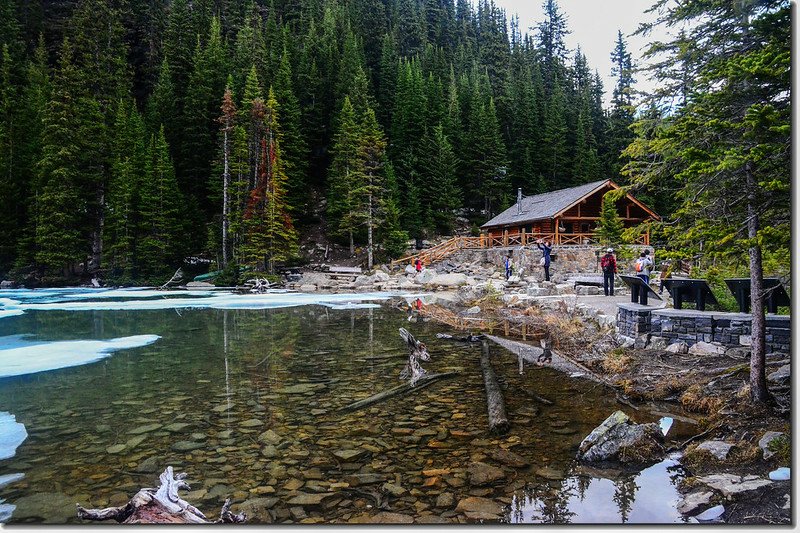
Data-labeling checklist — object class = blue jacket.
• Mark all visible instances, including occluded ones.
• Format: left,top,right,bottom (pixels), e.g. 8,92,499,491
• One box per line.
537,243,552,267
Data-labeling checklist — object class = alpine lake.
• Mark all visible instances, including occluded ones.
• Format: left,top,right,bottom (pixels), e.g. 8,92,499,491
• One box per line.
0,289,696,524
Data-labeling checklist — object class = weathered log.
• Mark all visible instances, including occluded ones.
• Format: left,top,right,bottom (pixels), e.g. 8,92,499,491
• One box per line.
436,332,486,342
480,340,511,435
338,372,459,413
398,328,431,386
76,467,246,524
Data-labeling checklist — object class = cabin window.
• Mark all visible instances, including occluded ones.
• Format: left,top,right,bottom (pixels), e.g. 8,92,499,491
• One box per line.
580,223,590,233
563,222,574,234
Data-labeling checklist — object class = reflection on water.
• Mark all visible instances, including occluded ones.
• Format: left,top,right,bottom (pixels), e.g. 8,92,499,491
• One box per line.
508,455,688,523
0,293,691,524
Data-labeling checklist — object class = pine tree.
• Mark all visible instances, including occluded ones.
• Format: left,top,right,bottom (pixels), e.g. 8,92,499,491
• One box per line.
35,39,95,279
596,189,624,245
357,108,387,269
105,100,147,281
241,88,298,272
273,46,309,216
145,58,179,154
0,45,19,272
326,96,361,253
139,125,185,280
378,161,409,259
541,77,568,189
421,123,460,234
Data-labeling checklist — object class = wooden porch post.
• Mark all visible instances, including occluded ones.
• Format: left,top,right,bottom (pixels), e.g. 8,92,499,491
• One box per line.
554,217,560,245
503,230,508,246
521,227,526,245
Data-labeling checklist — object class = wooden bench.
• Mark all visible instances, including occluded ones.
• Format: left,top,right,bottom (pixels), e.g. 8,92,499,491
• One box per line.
326,266,362,281
725,278,790,314
662,278,718,311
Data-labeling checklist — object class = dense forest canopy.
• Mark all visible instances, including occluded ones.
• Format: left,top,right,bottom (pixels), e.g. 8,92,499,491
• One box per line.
0,0,643,283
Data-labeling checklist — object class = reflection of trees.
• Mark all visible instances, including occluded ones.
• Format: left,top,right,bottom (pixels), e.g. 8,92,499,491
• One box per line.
522,479,577,524
612,475,640,523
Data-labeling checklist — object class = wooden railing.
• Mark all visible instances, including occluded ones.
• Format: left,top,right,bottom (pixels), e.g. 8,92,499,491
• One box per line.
391,231,650,266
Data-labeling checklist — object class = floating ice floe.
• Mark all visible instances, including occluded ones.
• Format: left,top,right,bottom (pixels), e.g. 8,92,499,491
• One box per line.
0,335,160,379
0,412,27,461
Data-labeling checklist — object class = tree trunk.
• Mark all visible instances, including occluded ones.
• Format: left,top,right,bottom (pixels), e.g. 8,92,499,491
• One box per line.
367,191,374,269
349,230,354,256
90,189,104,274
480,340,510,434
338,372,459,413
222,125,230,268
746,165,769,403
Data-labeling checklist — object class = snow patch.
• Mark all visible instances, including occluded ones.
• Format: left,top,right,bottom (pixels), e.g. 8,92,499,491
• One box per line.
0,335,160,379
0,412,27,461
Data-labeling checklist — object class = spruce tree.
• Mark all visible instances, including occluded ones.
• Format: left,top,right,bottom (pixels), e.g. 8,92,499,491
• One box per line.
139,125,185,281
326,96,361,253
273,46,309,216
421,123,460,234
596,189,624,245
241,88,298,272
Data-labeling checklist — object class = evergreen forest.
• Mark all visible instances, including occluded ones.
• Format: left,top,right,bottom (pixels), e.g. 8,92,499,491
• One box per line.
0,0,790,287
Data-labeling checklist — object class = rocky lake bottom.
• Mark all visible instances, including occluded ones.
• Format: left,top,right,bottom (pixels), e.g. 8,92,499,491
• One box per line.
0,289,697,524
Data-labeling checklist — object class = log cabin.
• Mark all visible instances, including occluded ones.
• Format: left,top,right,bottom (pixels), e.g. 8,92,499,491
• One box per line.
480,179,659,246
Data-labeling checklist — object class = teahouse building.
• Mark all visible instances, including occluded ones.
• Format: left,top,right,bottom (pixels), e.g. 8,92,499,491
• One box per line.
481,179,659,246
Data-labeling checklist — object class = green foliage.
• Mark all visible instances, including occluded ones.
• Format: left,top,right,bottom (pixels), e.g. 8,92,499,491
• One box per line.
596,189,625,245
767,434,790,465
214,260,240,287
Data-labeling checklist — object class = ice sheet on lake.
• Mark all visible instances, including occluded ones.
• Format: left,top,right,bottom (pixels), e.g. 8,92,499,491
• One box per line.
0,412,27,461
11,291,394,313
0,501,14,523
0,335,160,379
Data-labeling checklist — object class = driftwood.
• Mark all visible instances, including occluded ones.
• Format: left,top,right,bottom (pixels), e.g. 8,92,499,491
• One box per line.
76,467,246,524
398,328,430,386
160,268,183,289
480,340,510,435
338,372,459,413
436,332,486,343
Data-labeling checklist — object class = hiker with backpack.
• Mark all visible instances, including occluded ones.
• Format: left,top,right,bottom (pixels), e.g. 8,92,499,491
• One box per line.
634,251,654,286
600,248,617,296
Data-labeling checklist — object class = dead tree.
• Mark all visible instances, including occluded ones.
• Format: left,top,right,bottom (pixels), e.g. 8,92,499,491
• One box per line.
76,467,246,524
480,340,510,434
399,328,430,386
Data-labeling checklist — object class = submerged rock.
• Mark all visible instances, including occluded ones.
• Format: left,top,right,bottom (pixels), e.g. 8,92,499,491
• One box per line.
468,463,506,486
455,496,505,520
576,410,664,464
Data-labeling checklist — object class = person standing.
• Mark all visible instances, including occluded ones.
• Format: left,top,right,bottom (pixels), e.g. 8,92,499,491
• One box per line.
634,251,653,286
600,248,617,296
536,239,552,281
504,254,513,280
414,258,422,273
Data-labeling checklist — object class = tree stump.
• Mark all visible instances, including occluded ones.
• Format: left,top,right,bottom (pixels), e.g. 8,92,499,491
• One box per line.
76,467,246,524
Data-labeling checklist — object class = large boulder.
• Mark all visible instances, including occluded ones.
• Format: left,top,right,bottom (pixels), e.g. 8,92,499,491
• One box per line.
577,410,665,464
767,364,790,383
695,473,772,500
404,264,416,275
427,273,469,288
373,270,390,282
416,269,437,284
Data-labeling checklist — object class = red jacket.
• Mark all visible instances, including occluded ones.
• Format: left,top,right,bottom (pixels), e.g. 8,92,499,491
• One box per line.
601,253,617,273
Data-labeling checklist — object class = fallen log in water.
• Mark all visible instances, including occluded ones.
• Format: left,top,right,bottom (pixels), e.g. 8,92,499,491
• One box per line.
76,467,246,524
480,340,510,435
338,372,459,413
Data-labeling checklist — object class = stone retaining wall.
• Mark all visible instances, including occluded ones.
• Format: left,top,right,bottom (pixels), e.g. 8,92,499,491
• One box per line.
617,304,790,353
446,244,652,278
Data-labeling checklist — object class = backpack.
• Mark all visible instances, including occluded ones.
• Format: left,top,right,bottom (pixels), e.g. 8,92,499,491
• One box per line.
634,258,643,273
